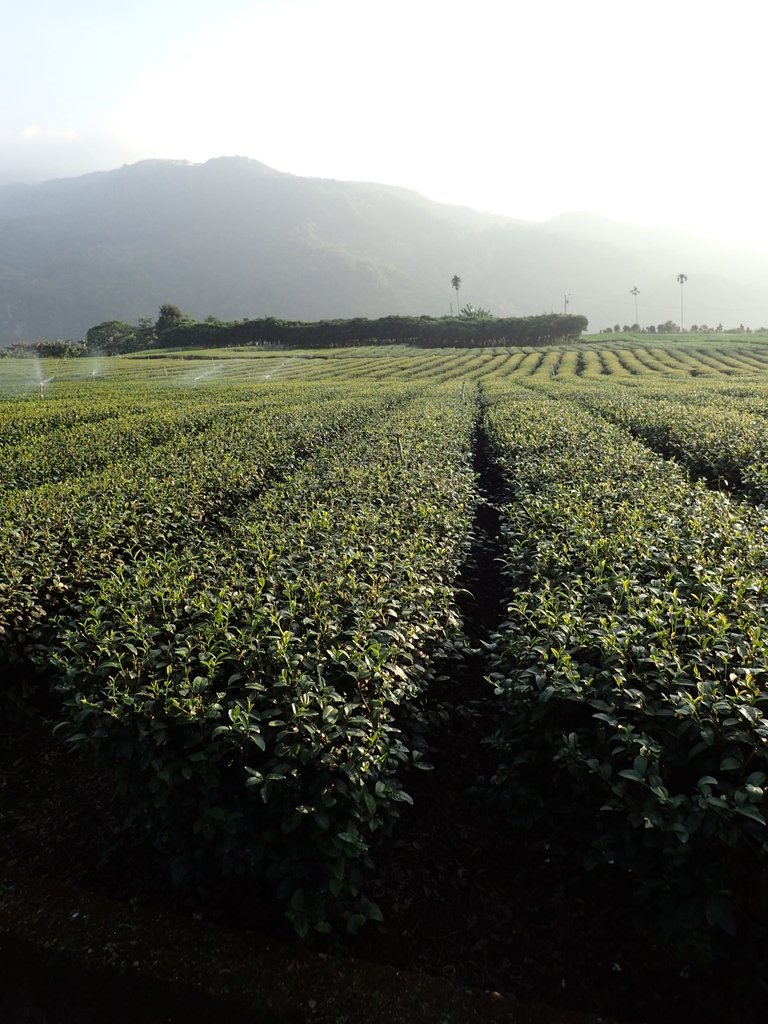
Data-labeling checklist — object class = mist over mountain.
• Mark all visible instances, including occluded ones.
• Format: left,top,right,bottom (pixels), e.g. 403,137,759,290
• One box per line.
1,156,768,343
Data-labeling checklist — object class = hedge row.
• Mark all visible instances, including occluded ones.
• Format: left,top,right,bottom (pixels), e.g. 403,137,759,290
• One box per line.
484,385,768,933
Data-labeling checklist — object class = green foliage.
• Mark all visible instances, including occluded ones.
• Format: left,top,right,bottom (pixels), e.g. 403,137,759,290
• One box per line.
572,387,768,502
0,380,474,933
155,304,193,342
85,321,138,355
483,387,768,933
8,345,768,942
3,339,87,358
459,304,493,320
82,312,589,351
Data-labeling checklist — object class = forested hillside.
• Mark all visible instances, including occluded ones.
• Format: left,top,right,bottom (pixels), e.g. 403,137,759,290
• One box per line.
1,157,766,343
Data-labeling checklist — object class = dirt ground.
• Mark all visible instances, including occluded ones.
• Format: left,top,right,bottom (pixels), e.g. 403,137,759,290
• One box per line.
2,704,766,1024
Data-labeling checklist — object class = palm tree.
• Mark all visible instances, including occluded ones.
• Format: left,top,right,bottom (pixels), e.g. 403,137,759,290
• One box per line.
630,286,640,327
677,274,688,331
451,275,461,315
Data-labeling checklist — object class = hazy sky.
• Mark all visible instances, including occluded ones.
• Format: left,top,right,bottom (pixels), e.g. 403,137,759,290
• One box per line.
3,0,767,244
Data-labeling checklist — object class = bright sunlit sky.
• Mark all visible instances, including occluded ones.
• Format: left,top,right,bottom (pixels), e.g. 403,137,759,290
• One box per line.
3,0,768,244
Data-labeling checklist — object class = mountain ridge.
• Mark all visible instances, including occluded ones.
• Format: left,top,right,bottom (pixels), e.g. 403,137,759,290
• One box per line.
1,156,766,342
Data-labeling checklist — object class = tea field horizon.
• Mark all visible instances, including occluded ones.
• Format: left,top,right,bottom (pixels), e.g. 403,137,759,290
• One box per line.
5,332,768,399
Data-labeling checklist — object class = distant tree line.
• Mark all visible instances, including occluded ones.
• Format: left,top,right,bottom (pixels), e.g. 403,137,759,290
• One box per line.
0,339,87,358
612,278,768,336
599,322,765,335
82,305,589,354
